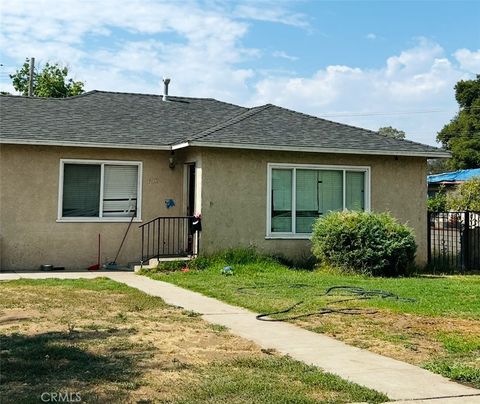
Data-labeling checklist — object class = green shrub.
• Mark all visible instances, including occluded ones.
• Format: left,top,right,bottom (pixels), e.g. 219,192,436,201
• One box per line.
188,256,211,271
311,211,417,277
211,247,277,265
427,186,447,212
446,177,480,211
156,260,187,272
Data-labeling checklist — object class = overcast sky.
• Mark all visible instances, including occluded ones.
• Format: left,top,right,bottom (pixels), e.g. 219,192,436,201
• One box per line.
1,0,479,146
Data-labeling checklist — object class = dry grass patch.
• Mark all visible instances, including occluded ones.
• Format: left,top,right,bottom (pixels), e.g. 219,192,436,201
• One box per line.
301,310,480,366
147,251,480,388
0,278,386,403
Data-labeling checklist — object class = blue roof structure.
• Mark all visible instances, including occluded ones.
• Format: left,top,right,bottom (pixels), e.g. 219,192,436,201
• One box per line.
428,168,480,184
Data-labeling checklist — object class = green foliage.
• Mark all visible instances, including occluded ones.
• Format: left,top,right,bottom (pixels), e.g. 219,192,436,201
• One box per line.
184,357,388,403
427,158,450,174
212,247,277,265
437,75,480,169
424,359,480,387
378,126,406,140
311,211,417,277
427,186,448,212
10,58,84,98
437,332,480,354
141,249,276,275
188,256,211,271
156,260,187,272
446,177,480,211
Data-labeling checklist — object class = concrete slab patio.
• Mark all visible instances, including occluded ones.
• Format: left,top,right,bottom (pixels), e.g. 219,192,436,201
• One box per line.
1,271,479,402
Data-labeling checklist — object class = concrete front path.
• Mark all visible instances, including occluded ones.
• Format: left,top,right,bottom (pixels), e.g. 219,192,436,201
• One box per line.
2,271,480,402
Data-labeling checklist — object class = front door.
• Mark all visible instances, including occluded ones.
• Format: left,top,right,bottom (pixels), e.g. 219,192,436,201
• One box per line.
186,163,196,253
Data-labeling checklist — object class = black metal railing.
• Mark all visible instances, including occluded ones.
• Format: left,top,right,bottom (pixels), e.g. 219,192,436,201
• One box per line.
139,216,199,263
428,211,480,272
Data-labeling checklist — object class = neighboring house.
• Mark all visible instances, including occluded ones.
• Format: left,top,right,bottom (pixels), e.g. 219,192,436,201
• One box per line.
0,89,449,270
427,168,480,197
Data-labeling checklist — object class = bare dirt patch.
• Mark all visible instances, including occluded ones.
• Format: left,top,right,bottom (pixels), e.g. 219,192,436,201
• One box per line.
0,280,386,403
298,309,480,366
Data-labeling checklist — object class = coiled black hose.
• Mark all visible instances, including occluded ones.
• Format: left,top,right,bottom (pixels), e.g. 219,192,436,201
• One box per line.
235,285,415,322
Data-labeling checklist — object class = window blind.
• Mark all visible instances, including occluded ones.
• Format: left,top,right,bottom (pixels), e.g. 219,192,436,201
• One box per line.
103,165,138,217
271,169,292,232
296,170,318,211
318,170,343,214
296,169,318,233
346,171,365,211
62,164,101,217
272,169,292,210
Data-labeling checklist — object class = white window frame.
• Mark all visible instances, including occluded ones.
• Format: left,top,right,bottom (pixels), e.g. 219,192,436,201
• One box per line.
266,163,371,239
57,159,143,223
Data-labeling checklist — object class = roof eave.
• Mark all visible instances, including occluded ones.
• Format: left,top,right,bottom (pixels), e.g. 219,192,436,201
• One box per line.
0,138,171,151
173,140,451,158
2,138,451,158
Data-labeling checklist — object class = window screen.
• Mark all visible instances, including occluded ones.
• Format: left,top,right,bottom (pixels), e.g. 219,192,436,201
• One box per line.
61,162,139,219
103,165,138,217
62,164,101,217
271,169,292,232
269,165,367,235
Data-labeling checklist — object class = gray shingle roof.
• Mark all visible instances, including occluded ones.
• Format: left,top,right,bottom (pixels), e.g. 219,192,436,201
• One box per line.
0,90,246,148
187,104,447,156
0,90,449,157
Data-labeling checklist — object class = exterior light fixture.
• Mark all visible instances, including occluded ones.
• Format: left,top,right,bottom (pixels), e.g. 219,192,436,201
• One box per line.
169,151,176,169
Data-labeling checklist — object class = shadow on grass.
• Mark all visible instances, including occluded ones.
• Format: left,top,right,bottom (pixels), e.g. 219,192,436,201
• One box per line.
0,328,140,403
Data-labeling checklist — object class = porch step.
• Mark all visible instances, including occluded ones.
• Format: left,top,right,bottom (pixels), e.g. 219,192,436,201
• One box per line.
133,256,192,272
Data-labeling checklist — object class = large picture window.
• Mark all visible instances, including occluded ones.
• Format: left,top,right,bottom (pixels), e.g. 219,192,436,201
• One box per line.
58,159,142,222
268,163,369,237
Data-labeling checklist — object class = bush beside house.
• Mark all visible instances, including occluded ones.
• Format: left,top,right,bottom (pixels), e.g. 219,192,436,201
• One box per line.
311,211,417,277
446,177,480,211
427,177,480,212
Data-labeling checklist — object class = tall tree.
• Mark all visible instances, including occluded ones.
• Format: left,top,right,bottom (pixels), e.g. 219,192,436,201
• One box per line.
437,75,480,169
10,58,84,98
378,126,406,140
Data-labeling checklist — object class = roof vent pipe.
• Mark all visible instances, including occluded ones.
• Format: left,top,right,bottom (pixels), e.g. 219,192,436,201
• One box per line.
162,78,170,101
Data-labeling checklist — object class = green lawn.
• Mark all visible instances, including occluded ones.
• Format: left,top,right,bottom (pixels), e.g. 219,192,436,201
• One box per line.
143,250,480,388
148,259,480,319
0,278,386,403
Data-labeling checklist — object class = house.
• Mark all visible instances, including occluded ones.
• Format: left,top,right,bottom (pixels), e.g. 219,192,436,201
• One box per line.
0,87,450,270
427,168,480,197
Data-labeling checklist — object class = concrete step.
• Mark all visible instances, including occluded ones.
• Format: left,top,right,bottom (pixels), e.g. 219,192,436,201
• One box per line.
134,256,192,272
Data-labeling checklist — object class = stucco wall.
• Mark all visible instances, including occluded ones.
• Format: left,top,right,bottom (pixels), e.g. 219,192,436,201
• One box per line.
0,144,428,269
0,145,186,269
198,148,428,266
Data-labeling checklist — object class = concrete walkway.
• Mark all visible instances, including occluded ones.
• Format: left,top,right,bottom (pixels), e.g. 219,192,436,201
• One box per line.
2,271,480,402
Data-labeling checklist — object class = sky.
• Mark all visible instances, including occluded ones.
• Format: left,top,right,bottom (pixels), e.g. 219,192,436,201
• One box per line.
0,0,479,146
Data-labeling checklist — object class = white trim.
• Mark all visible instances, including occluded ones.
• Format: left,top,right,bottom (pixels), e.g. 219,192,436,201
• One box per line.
172,142,190,150
1,138,170,150
268,162,371,171
265,235,311,240
365,168,372,212
266,162,371,238
182,163,189,216
194,162,202,216
2,138,450,158
58,158,143,222
185,141,450,158
292,167,296,234
266,164,272,238
56,218,143,223
99,163,105,218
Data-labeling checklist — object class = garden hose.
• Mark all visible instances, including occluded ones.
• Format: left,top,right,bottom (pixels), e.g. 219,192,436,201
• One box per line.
235,285,415,322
